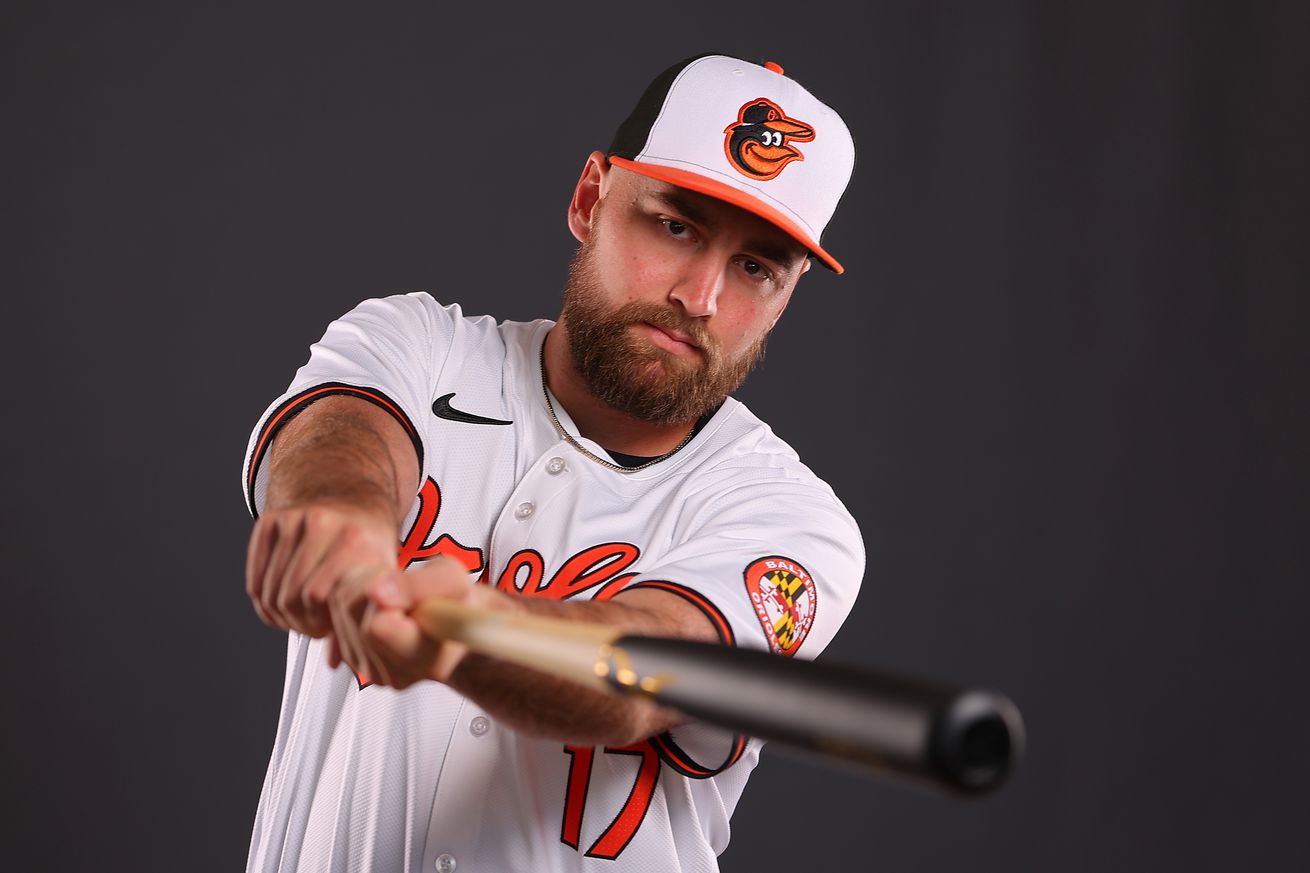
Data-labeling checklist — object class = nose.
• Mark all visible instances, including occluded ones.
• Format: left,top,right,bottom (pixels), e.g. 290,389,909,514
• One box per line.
669,255,724,319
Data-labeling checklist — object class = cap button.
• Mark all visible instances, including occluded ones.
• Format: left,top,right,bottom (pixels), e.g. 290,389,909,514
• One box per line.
763,61,784,74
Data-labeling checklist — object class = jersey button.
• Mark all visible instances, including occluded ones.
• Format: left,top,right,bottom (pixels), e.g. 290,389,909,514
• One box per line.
435,853,457,873
514,501,535,520
469,715,491,737
546,457,567,474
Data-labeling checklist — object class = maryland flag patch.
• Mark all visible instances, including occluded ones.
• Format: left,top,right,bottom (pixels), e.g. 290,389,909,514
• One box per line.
744,556,817,656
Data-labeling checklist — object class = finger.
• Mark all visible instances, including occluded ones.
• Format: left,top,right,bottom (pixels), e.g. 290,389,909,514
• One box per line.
371,574,409,611
297,554,349,638
340,569,430,684
327,588,368,680
246,517,279,626
329,567,387,683
391,556,474,606
365,607,435,688
278,518,340,635
359,604,411,688
353,570,414,686
261,513,306,629
326,633,343,670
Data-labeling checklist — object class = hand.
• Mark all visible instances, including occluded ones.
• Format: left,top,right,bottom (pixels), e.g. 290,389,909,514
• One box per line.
352,557,486,690
245,502,399,643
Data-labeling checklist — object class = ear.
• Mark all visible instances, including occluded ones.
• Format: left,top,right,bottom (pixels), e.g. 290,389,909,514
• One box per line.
567,151,610,243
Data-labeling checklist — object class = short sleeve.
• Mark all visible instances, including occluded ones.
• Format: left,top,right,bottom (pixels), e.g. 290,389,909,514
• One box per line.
629,479,864,661
624,477,865,777
241,293,459,517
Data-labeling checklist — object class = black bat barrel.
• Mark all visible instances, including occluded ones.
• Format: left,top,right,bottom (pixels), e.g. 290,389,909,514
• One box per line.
609,635,1024,795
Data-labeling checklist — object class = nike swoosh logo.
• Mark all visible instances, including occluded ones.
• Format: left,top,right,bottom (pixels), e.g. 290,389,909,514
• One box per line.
431,393,513,426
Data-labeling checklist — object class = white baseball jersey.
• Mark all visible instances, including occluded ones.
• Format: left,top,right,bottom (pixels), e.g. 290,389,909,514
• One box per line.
242,292,864,873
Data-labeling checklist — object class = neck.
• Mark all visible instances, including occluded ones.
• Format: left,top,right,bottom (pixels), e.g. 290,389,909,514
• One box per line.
542,323,698,457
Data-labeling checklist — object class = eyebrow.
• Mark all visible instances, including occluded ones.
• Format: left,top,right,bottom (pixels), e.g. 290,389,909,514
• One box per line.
651,190,808,270
746,238,806,270
654,190,717,230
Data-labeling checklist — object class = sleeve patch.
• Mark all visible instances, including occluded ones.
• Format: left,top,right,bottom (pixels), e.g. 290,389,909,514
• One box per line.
743,556,817,656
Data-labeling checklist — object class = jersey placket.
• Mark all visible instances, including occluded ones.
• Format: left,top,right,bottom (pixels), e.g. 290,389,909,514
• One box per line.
420,697,500,873
484,442,584,594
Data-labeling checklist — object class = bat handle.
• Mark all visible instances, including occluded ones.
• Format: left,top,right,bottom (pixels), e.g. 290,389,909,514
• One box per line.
608,636,1025,795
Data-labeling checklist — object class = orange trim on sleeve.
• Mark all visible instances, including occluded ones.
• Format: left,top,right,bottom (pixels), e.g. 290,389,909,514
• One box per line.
652,731,749,779
623,579,736,646
244,383,422,517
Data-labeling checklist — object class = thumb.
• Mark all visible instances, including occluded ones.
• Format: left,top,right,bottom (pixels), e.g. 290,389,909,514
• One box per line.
402,557,476,606
370,572,410,610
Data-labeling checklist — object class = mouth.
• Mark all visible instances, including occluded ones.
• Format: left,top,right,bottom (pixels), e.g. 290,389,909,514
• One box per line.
636,321,701,356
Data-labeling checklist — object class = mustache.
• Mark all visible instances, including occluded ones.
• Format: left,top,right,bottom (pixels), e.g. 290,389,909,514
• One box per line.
612,303,714,354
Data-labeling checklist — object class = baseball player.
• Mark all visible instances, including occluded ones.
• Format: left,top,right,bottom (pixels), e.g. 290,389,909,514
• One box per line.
243,54,862,872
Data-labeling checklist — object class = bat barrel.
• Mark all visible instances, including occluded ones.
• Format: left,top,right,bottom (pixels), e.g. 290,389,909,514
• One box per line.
609,636,1024,795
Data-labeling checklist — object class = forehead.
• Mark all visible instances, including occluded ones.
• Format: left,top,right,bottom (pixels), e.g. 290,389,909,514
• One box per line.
606,165,809,264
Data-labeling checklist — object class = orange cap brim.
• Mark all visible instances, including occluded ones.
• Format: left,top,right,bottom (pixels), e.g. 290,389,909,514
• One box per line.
608,156,844,274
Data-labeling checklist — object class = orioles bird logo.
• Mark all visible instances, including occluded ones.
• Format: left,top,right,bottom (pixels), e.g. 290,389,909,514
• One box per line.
723,98,815,181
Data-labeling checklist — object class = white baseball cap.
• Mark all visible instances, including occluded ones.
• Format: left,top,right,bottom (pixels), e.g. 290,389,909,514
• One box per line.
608,54,855,274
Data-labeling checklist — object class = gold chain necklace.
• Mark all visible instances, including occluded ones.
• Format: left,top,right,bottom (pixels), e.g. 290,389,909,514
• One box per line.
539,345,695,474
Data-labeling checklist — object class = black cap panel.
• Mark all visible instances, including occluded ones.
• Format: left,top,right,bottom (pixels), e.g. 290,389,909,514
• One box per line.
608,53,721,160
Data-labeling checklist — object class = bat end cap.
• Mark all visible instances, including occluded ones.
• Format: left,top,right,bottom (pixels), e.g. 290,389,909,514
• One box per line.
930,691,1026,795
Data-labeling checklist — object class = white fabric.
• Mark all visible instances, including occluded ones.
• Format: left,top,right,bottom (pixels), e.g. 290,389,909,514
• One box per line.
635,55,855,243
241,292,864,873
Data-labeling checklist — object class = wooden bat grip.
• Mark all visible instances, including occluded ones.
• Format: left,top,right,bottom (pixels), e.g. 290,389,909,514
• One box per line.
411,599,621,692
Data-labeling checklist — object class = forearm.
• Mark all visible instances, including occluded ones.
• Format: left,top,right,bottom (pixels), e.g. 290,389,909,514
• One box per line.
247,396,422,645
444,590,711,746
265,397,416,525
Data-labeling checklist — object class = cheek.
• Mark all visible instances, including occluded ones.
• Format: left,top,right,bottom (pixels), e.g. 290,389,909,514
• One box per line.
597,233,677,302
712,300,778,357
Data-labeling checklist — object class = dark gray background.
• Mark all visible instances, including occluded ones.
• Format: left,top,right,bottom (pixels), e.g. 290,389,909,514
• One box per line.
7,1,1307,870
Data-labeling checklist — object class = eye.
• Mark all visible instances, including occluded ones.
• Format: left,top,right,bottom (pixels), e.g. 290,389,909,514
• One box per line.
738,258,774,283
660,218,693,239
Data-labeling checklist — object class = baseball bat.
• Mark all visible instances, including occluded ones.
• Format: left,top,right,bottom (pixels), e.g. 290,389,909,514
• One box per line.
415,600,1024,795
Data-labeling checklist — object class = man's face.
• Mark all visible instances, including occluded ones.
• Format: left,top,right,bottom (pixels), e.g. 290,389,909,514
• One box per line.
561,163,810,426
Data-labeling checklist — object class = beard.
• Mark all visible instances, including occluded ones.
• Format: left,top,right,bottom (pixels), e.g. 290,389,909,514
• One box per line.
560,237,769,427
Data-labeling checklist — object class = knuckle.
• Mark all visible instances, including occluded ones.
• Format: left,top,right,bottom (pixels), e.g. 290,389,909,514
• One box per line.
302,582,330,609
337,525,363,549
301,617,329,638
303,506,336,533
